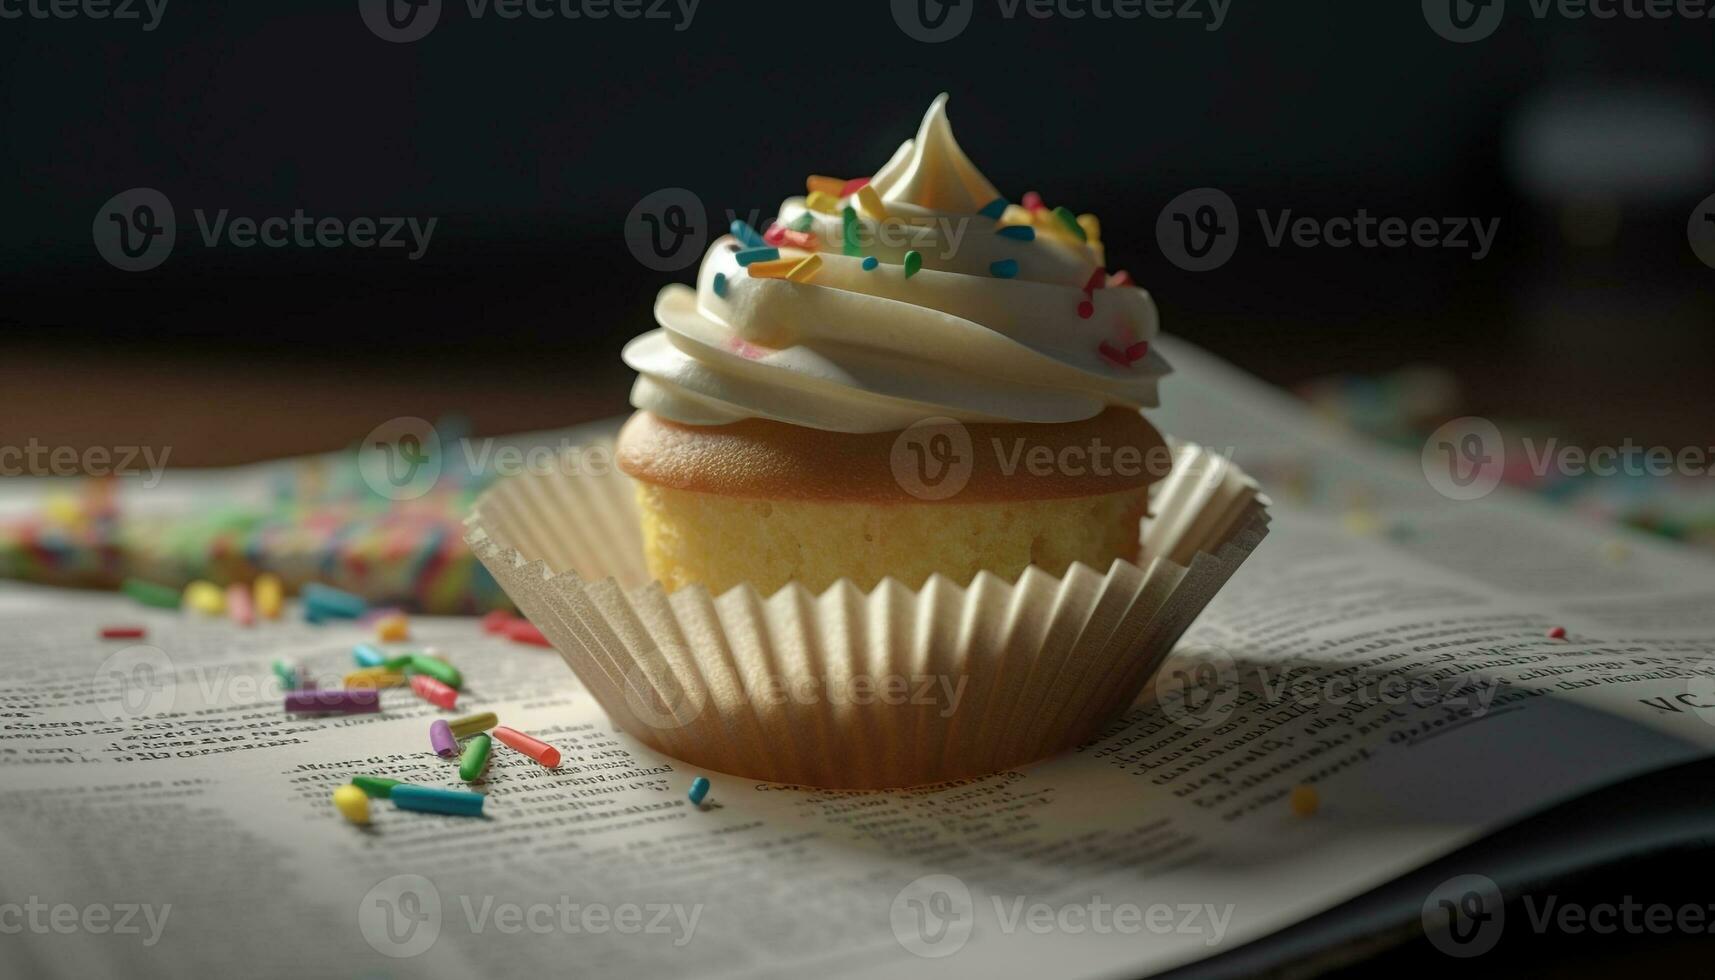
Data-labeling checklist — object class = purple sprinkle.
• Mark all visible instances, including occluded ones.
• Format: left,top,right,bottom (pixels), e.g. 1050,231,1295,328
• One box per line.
431,719,458,757
284,689,380,714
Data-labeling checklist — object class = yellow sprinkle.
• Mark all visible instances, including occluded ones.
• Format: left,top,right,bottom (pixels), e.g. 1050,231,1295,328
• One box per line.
804,191,841,214
182,580,225,615
855,185,888,220
747,257,800,279
999,204,1034,226
253,573,284,620
785,253,823,282
375,613,410,642
1289,784,1319,817
345,667,408,689
332,783,371,825
45,493,82,525
805,175,845,197
1077,213,1101,242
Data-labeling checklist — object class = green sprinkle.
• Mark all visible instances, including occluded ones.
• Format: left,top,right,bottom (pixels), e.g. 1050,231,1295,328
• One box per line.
407,653,462,690
789,212,814,232
271,659,299,689
904,250,922,278
351,776,401,799
460,734,492,782
841,205,860,256
1052,206,1086,241
122,577,182,609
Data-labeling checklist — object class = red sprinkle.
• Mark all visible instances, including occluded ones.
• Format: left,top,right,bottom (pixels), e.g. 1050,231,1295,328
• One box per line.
762,223,787,246
481,609,519,634
507,621,553,647
101,626,146,639
840,177,871,197
1077,300,1094,319
1125,341,1149,362
1098,341,1129,367
1022,191,1045,212
1547,626,1567,640
1107,270,1133,287
1082,269,1106,293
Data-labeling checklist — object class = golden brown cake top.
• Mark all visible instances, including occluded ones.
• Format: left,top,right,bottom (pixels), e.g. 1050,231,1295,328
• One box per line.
617,408,1170,504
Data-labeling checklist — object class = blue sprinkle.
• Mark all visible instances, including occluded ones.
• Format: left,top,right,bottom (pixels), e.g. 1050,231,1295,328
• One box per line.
735,247,779,266
997,225,1035,241
713,272,727,297
729,220,766,248
688,776,711,806
353,644,387,668
978,197,1008,220
989,259,1019,279
861,256,879,271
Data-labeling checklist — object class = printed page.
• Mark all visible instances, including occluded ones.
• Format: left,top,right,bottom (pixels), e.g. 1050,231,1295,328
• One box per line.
2,338,1713,980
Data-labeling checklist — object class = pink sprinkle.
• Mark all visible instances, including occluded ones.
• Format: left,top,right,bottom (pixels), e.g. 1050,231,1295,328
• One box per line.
1022,191,1045,212
1082,269,1106,293
1077,300,1094,319
1108,270,1133,287
481,609,519,634
840,177,870,197
778,229,818,249
762,223,787,246
726,338,769,360
1547,626,1567,640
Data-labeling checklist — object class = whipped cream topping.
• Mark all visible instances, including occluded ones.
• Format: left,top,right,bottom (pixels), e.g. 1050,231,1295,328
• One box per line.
624,94,1170,433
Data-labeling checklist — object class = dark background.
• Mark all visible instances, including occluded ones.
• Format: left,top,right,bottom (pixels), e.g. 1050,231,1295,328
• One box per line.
4,0,1712,463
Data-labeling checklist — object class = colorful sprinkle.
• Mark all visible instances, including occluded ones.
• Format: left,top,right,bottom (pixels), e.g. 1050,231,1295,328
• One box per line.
183,580,224,615
493,726,561,767
840,177,871,197
284,688,381,714
410,674,458,710
1052,206,1087,241
431,719,458,758
332,784,371,825
1022,191,1045,212
1289,784,1319,817
730,220,766,248
1077,213,1102,242
449,712,498,738
785,254,823,282
903,250,923,278
789,211,815,232
122,577,181,609
762,223,786,246
746,257,799,279
101,626,146,639
271,659,298,688
1082,269,1106,293
861,256,878,271
997,225,1035,241
805,191,840,214
375,613,409,643
351,776,400,798
1077,300,1094,319
806,175,846,197
713,272,728,297
459,733,491,781
688,776,711,806
735,247,779,266
978,197,1008,219
855,185,888,220
302,583,366,620
989,259,1018,278
227,583,255,627
777,228,818,249
1108,270,1133,287
390,783,484,817
353,644,388,668
480,610,518,634
841,206,860,256
506,621,551,647
408,653,462,689
1547,626,1567,640
1125,341,1149,361
345,667,408,689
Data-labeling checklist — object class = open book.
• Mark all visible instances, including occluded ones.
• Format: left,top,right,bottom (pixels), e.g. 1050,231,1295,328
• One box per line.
3,336,1712,979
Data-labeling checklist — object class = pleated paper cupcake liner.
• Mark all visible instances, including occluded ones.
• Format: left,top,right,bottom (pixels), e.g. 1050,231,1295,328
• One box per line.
464,439,1269,789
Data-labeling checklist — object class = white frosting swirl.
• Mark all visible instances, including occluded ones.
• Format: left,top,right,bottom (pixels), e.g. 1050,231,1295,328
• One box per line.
624,94,1170,433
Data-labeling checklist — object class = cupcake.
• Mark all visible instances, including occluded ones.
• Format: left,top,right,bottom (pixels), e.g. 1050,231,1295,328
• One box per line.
465,95,1268,788
619,94,1173,597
